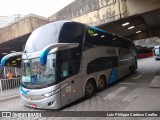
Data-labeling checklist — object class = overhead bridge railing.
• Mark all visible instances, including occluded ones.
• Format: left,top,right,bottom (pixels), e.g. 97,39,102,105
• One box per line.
0,77,21,100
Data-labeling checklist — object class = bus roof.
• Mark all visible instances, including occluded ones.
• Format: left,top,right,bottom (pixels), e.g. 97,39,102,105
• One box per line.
24,20,134,53
24,20,72,53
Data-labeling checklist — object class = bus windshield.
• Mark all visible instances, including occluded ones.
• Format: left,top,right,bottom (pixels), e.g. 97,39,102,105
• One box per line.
21,53,56,87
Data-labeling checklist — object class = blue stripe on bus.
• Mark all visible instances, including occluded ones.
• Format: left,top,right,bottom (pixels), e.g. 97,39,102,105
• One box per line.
40,49,50,66
107,67,118,84
88,26,106,33
88,26,113,35
20,85,31,95
1,56,7,68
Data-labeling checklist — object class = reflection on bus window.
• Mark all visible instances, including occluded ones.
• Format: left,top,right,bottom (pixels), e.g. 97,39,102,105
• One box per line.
22,53,56,85
61,62,69,77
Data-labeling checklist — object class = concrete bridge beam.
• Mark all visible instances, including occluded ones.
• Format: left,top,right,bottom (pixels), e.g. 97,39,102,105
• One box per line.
0,14,49,44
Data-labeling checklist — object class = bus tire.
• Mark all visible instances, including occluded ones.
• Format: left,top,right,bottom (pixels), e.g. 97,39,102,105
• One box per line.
98,76,106,91
85,79,95,99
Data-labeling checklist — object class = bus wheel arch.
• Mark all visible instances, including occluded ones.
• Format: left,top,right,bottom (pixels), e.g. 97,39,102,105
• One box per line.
98,75,106,91
84,78,96,99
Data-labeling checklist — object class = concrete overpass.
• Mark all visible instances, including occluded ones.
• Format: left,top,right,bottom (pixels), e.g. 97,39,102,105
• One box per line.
0,0,160,61
0,14,49,59
48,0,160,40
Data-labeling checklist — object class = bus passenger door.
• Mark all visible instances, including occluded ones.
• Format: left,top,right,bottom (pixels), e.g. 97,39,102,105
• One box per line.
58,45,83,107
60,76,83,107
60,76,76,107
60,60,82,107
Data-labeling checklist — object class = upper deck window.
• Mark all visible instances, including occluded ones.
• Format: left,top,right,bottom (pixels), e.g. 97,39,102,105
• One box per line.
59,22,85,44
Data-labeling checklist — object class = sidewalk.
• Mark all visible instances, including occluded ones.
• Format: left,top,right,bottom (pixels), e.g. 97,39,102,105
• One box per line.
126,76,160,111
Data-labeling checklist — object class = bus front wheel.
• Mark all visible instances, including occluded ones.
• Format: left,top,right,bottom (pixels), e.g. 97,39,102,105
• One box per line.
85,80,95,98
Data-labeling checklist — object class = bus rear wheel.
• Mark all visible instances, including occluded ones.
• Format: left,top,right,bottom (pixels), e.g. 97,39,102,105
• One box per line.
85,80,95,98
98,76,106,91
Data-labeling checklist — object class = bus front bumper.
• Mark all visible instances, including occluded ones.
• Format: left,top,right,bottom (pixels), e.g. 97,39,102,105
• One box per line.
20,93,61,109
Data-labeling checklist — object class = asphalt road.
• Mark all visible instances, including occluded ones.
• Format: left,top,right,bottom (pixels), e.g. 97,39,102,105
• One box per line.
137,57,160,75
1,57,160,120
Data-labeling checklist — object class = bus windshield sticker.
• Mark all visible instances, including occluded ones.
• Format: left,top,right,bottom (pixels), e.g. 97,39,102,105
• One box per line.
88,29,96,37
22,76,31,82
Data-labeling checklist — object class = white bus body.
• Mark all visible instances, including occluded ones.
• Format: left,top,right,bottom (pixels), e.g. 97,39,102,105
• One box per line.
1,20,137,109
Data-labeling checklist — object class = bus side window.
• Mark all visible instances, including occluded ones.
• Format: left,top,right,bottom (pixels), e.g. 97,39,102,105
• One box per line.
61,61,73,78
59,49,80,81
61,62,69,78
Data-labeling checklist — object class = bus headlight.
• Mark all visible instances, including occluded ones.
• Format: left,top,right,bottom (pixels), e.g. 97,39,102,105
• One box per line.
43,92,55,97
43,88,60,98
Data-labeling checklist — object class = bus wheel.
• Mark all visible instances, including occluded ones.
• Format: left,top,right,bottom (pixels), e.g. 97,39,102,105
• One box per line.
85,80,95,98
98,76,106,91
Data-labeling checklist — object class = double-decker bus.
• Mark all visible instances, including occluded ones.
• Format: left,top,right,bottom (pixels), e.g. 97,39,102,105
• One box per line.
1,20,137,109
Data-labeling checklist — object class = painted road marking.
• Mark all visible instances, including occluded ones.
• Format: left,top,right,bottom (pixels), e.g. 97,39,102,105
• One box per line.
118,83,148,86
103,86,127,100
123,88,144,102
132,75,142,79
119,83,136,85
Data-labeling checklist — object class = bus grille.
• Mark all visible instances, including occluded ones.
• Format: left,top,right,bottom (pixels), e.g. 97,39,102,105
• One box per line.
22,94,45,100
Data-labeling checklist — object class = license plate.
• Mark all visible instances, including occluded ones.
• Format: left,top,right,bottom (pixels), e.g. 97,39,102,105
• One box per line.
30,104,37,108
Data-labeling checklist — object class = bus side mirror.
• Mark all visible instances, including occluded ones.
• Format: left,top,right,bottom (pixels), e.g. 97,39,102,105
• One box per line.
1,52,22,69
40,43,79,66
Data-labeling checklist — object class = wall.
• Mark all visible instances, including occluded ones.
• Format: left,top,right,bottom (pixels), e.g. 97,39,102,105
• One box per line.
134,37,160,47
48,0,160,26
0,15,49,44
125,0,160,16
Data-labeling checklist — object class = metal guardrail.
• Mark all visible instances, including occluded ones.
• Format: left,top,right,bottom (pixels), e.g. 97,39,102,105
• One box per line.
0,77,21,100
